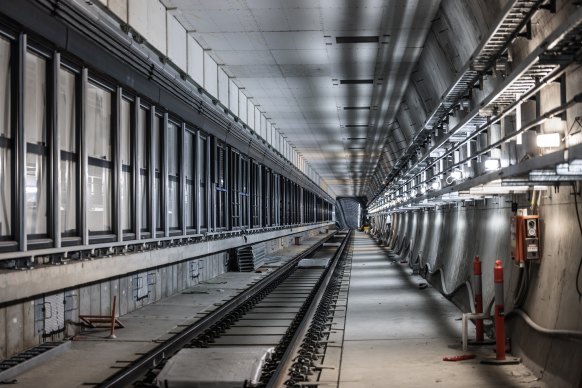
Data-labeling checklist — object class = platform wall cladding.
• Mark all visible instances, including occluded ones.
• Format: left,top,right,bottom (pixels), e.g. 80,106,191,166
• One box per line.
0,251,226,360
375,187,582,388
265,229,318,254
0,226,325,360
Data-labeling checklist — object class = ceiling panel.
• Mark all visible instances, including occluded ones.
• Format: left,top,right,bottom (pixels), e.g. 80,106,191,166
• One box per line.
214,50,276,66
271,49,328,65
169,0,441,197
320,5,385,32
198,32,268,51
263,32,326,50
252,8,322,31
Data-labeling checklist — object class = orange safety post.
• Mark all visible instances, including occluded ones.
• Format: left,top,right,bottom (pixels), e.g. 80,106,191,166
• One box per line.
481,260,519,365
494,260,505,360
472,256,484,342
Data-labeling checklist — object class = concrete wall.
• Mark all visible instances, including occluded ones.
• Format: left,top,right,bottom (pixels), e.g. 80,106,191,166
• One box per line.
265,227,329,255
381,0,508,170
0,223,332,304
0,251,226,361
383,188,582,388
371,2,582,384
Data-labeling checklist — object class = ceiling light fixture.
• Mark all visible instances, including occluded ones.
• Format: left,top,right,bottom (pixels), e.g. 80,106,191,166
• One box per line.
340,79,373,85
336,36,379,44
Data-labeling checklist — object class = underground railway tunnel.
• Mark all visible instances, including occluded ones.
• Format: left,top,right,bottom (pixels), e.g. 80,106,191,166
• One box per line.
0,0,582,387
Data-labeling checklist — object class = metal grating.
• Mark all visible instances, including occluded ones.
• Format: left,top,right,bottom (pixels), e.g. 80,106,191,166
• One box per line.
44,293,66,336
471,1,543,70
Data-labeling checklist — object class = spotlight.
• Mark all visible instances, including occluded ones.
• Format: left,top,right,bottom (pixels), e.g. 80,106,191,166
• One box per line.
484,159,500,171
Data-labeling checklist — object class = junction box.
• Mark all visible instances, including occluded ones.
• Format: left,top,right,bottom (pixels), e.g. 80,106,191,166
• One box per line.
511,210,540,264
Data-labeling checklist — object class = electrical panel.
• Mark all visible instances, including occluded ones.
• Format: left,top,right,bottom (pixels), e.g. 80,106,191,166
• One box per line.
511,212,540,264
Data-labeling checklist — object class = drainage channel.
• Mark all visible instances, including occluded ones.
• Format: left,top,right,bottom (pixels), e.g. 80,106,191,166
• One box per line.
97,231,350,388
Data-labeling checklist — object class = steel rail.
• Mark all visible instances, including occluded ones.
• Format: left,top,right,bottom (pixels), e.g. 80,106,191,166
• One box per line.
266,230,352,388
97,231,336,388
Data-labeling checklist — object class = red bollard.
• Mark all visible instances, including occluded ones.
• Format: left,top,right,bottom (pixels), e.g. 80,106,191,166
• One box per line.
481,260,520,365
494,260,505,360
472,256,484,342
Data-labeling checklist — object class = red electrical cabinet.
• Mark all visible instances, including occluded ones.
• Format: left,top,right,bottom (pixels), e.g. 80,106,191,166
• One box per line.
511,214,540,264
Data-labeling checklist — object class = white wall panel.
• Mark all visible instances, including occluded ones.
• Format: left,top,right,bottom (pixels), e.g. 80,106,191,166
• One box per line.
147,0,166,54
254,107,261,136
229,79,239,115
187,35,204,87
218,68,229,108
239,90,247,123
265,121,269,144
203,52,218,98
109,0,127,22
247,100,255,130
260,114,267,140
166,14,187,70
128,0,147,40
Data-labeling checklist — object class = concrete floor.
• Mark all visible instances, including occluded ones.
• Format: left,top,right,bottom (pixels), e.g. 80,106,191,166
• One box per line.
11,234,330,387
10,231,547,387
338,232,546,388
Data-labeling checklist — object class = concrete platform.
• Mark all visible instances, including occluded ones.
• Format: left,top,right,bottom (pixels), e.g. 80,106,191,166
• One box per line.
338,232,546,388
11,234,331,388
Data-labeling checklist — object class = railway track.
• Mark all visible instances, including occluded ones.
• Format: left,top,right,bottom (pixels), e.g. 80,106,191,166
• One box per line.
97,230,352,388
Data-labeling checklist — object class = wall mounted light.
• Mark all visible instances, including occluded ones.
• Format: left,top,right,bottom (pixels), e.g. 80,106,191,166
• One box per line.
446,169,464,185
450,170,463,180
536,132,561,148
484,158,500,171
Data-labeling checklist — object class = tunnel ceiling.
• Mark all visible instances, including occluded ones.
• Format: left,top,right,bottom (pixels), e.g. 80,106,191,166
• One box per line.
163,0,441,198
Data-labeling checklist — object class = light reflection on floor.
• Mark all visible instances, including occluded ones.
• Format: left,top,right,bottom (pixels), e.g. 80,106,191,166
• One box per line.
338,232,546,388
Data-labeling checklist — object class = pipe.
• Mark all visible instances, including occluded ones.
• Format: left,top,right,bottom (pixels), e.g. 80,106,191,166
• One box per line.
415,254,582,342
506,309,582,339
